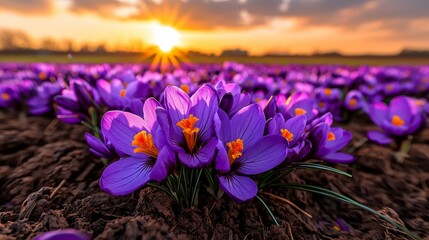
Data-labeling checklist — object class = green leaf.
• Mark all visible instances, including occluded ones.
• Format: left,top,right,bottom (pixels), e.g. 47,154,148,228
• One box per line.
256,195,279,226
272,183,421,240
289,162,352,178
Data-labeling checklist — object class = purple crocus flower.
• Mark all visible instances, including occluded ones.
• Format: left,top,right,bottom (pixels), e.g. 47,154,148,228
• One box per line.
99,98,175,195
84,132,118,159
34,229,90,240
215,80,251,117
278,92,318,122
308,122,354,163
344,90,366,112
0,85,18,108
54,79,100,123
268,113,311,163
97,79,150,110
367,96,425,145
216,104,288,202
156,84,219,168
27,81,62,115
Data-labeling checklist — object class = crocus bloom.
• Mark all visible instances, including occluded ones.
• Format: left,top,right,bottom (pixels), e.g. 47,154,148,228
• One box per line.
344,90,365,112
278,92,318,122
216,104,288,202
215,80,251,117
84,132,118,159
268,113,310,163
97,79,149,110
27,81,62,115
308,122,354,163
99,98,175,195
157,84,220,168
34,229,90,240
367,96,425,145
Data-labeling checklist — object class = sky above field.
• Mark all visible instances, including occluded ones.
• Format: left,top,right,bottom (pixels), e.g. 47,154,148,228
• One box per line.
1,0,429,55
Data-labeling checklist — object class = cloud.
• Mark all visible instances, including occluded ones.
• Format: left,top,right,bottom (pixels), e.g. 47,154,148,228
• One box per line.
65,0,429,34
0,0,53,15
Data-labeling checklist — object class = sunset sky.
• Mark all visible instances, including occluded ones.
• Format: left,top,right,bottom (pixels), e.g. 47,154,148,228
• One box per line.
1,0,429,55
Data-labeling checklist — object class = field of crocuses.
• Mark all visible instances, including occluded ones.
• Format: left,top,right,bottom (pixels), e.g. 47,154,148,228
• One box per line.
1,62,428,239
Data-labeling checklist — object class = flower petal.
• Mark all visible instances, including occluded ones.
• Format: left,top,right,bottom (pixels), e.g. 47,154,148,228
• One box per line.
164,85,190,126
284,114,307,146
178,137,218,168
100,156,152,196
218,174,258,202
150,147,176,182
143,97,161,132
321,152,356,164
367,130,393,145
190,84,219,142
388,96,412,125
230,104,265,146
215,140,230,173
369,102,388,126
236,135,288,175
101,111,145,156
84,133,111,157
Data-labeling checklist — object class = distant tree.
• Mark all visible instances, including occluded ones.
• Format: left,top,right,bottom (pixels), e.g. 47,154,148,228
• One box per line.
95,43,107,53
0,29,32,50
41,38,59,51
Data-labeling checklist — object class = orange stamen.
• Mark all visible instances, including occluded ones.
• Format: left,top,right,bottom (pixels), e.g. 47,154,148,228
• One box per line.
324,88,332,96
226,139,244,164
391,115,405,126
39,72,47,80
349,98,357,107
327,131,336,141
119,89,126,97
180,84,190,94
295,108,307,116
319,102,325,108
1,93,10,100
177,114,200,153
416,100,425,107
280,129,294,142
132,130,159,158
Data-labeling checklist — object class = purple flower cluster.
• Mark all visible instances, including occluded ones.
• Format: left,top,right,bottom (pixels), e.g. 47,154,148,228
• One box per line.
98,83,354,202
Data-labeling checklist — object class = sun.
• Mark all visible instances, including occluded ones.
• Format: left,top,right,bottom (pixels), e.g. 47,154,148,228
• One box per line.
151,23,181,53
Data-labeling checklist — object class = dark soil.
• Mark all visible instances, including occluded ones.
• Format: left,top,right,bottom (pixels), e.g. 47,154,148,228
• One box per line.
1,114,428,240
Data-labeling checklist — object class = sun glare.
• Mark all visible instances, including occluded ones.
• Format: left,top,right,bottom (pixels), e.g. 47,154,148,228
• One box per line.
151,24,181,53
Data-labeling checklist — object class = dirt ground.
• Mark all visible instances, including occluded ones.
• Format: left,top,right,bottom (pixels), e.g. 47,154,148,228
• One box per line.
1,114,428,239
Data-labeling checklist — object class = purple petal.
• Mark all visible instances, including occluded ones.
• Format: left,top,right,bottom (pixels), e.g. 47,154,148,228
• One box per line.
236,135,288,175
150,147,176,182
310,123,329,154
321,153,355,164
215,140,230,173
284,114,307,146
369,102,388,126
178,137,218,168
190,84,219,142
218,174,258,202
388,96,412,125
100,156,152,196
164,85,190,126
367,130,393,145
217,109,231,142
54,96,81,111
143,98,161,132
101,111,145,156
84,133,111,157
230,104,265,146
34,229,90,240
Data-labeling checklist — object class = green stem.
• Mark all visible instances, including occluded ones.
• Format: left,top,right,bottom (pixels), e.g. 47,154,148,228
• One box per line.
190,169,203,207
